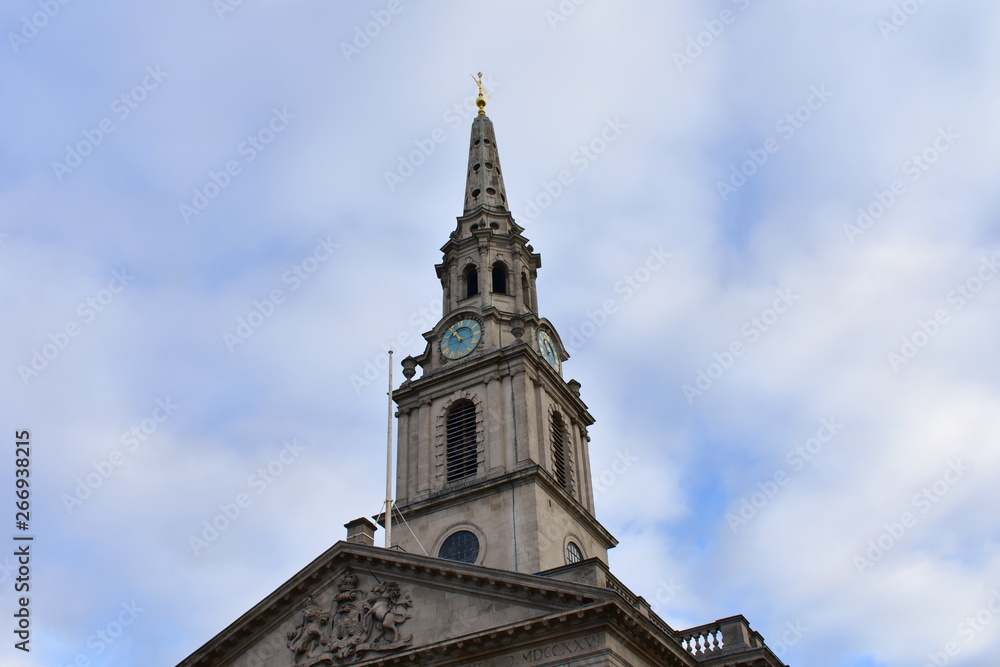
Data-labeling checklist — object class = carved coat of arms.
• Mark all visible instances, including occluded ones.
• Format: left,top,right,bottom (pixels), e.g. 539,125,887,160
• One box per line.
286,568,413,665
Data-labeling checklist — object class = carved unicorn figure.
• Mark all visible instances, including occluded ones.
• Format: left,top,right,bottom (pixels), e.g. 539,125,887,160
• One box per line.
364,581,413,645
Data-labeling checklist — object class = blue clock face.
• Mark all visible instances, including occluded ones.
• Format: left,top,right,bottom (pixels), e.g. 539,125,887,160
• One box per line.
441,319,483,360
537,330,560,371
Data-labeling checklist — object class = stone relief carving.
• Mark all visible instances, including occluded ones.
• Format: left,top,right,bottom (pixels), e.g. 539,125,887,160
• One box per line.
286,568,413,665
285,596,330,663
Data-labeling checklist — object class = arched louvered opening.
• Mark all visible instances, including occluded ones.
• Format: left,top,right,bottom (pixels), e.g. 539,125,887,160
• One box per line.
464,265,479,299
446,400,478,483
492,262,508,294
550,411,571,492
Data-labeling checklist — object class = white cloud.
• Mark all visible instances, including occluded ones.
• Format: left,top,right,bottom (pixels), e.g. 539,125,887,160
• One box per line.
2,1,999,665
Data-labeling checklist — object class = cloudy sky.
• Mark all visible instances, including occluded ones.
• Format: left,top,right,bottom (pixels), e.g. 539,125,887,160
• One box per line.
2,1,999,666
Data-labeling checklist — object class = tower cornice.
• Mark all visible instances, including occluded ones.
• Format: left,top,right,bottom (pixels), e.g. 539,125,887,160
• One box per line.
395,342,591,423
389,464,617,552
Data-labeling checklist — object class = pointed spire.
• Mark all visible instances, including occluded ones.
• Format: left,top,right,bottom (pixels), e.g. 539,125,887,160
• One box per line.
463,73,509,215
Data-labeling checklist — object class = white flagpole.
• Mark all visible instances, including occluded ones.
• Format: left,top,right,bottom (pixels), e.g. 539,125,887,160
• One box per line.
385,349,394,548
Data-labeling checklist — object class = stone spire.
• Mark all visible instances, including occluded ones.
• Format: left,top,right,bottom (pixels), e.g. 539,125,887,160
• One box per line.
463,75,509,215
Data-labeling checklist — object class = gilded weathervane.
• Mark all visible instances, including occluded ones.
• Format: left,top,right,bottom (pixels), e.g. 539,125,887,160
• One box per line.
471,72,489,114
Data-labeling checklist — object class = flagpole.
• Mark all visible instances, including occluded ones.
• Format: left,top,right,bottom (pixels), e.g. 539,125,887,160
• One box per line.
385,349,394,549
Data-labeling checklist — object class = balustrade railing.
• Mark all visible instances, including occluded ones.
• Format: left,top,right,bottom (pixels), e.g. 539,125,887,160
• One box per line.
678,615,762,658
680,622,724,655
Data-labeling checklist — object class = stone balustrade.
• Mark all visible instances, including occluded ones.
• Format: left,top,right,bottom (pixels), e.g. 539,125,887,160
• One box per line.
679,615,766,658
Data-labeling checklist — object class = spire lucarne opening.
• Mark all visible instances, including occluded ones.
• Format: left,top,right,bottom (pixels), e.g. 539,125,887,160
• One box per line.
463,114,509,215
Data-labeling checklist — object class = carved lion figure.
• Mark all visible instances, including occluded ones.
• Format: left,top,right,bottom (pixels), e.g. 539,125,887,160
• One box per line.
286,597,332,664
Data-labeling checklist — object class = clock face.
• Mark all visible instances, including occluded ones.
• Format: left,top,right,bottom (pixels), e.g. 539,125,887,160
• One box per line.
537,330,560,371
440,318,483,360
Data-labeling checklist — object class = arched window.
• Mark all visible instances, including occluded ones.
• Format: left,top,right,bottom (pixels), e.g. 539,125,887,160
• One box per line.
492,262,508,294
550,411,571,491
464,265,479,299
446,400,478,482
566,541,583,564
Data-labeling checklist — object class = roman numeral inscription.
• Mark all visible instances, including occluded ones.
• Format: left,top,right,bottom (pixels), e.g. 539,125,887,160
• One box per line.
467,634,601,667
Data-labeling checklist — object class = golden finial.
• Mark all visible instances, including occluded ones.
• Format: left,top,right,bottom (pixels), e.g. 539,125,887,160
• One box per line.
471,72,489,115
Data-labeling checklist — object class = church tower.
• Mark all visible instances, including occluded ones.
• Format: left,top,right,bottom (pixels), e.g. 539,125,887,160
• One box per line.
179,81,793,667
390,83,617,574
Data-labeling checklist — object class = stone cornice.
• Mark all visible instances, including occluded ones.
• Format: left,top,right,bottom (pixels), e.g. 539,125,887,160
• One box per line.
391,464,617,551
356,597,700,667
395,343,593,424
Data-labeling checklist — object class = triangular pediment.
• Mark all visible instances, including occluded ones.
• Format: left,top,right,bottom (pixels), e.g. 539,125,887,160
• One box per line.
178,541,618,666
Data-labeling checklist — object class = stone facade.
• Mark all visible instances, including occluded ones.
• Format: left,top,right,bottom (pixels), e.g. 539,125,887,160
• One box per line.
391,341,615,573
